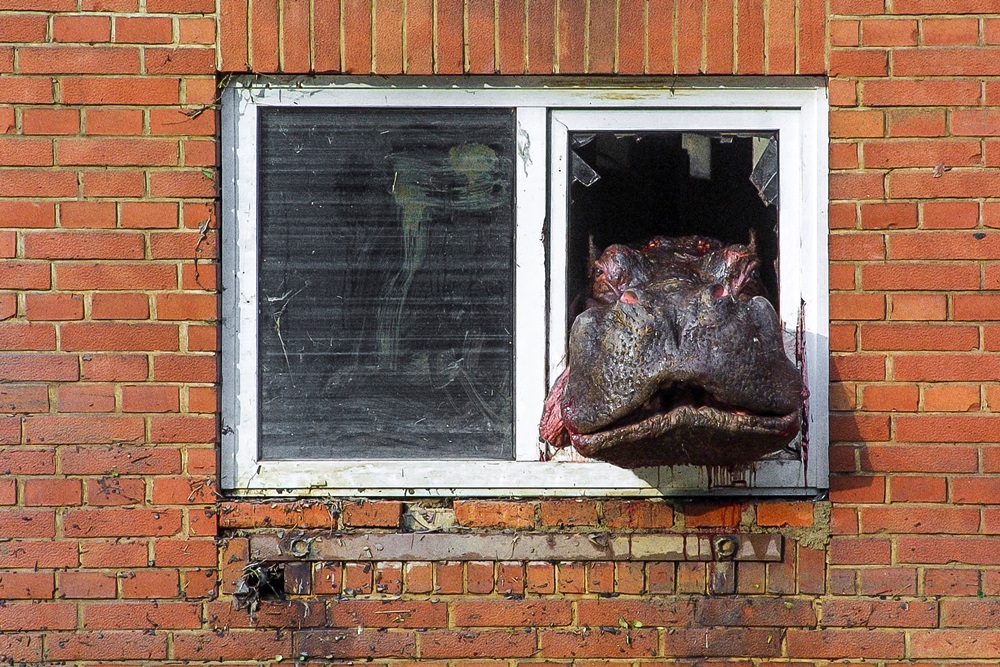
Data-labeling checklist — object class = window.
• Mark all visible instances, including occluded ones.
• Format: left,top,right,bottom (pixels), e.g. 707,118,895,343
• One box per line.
221,79,828,497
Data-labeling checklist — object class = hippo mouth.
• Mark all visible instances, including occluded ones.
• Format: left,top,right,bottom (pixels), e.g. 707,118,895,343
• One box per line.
567,381,801,468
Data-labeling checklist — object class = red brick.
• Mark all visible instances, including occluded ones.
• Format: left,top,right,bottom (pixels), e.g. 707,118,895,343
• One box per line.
861,18,917,46
83,601,201,629
178,16,216,44
684,502,744,527
829,19,861,46
0,600,76,631
861,324,979,351
58,201,115,228
830,142,859,169
830,109,884,138
57,571,117,598
150,539,217,567
830,474,885,502
953,478,1000,504
830,48,887,76
152,353,217,382
22,108,79,135
115,16,173,43
52,14,112,42
658,628,778,658
603,499,673,529
896,47,1000,76
455,600,572,628
862,506,980,534
58,137,178,166
85,476,144,505
25,231,143,260
830,294,886,321
0,509,55,537
831,356,884,384
923,17,980,46
822,599,937,628
830,233,885,261
455,500,534,528
341,500,402,527
578,598,694,627
618,0,644,73
20,46,138,74
24,294,83,321
58,263,175,291
0,538,75,567
0,293,14,320
45,630,167,661
891,231,1000,259
62,76,180,105
187,386,218,412
890,475,947,502
859,567,917,596
912,630,1000,659
865,139,981,168
830,536,890,565
556,561,585,593
889,294,944,321
540,628,658,658
676,0,704,74
924,200,980,229
861,445,978,473
331,600,448,628
899,536,1000,565
539,499,599,526
152,474,217,503
896,415,1000,443
0,201,54,228
735,0,764,74
81,169,145,197
798,0,826,73
156,292,218,320
145,47,215,74
863,78,982,106
0,322,55,350
120,384,178,413
62,323,178,351
79,353,147,381
888,108,946,137
923,383,980,412
295,628,407,660
91,292,150,320
616,561,644,594
0,572,53,598
895,354,1000,381
55,384,115,412
581,561,611,594
0,169,77,197
218,500,336,529
925,568,980,596
65,508,181,537
518,561,552,595
861,384,917,411
756,501,814,527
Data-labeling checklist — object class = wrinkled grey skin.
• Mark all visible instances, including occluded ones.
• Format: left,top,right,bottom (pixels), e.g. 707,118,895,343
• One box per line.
540,236,803,469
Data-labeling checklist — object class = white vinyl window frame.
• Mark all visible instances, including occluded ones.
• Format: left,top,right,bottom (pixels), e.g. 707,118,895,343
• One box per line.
221,79,829,497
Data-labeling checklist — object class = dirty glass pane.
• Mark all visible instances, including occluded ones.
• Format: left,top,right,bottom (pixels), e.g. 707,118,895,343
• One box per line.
257,107,515,460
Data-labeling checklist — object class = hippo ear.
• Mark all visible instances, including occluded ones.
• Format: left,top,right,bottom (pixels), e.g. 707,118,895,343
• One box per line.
749,295,782,332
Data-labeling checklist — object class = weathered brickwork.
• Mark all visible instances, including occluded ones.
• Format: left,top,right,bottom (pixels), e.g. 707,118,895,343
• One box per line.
1,0,1000,664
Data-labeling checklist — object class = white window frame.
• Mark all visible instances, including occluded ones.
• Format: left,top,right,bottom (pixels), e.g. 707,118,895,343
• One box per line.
221,79,829,497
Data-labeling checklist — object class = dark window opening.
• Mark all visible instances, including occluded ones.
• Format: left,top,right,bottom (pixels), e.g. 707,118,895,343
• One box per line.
566,131,779,326
257,107,516,461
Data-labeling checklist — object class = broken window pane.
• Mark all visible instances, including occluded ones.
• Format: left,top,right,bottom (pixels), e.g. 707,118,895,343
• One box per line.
565,130,780,321
257,108,516,460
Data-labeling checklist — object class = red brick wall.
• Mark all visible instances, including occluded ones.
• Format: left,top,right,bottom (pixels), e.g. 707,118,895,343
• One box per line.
1,0,999,664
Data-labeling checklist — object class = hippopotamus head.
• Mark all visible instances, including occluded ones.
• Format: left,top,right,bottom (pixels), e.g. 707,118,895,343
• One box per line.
540,235,804,469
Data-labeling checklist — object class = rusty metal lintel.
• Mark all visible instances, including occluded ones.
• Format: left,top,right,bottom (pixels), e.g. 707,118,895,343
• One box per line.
250,532,782,563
